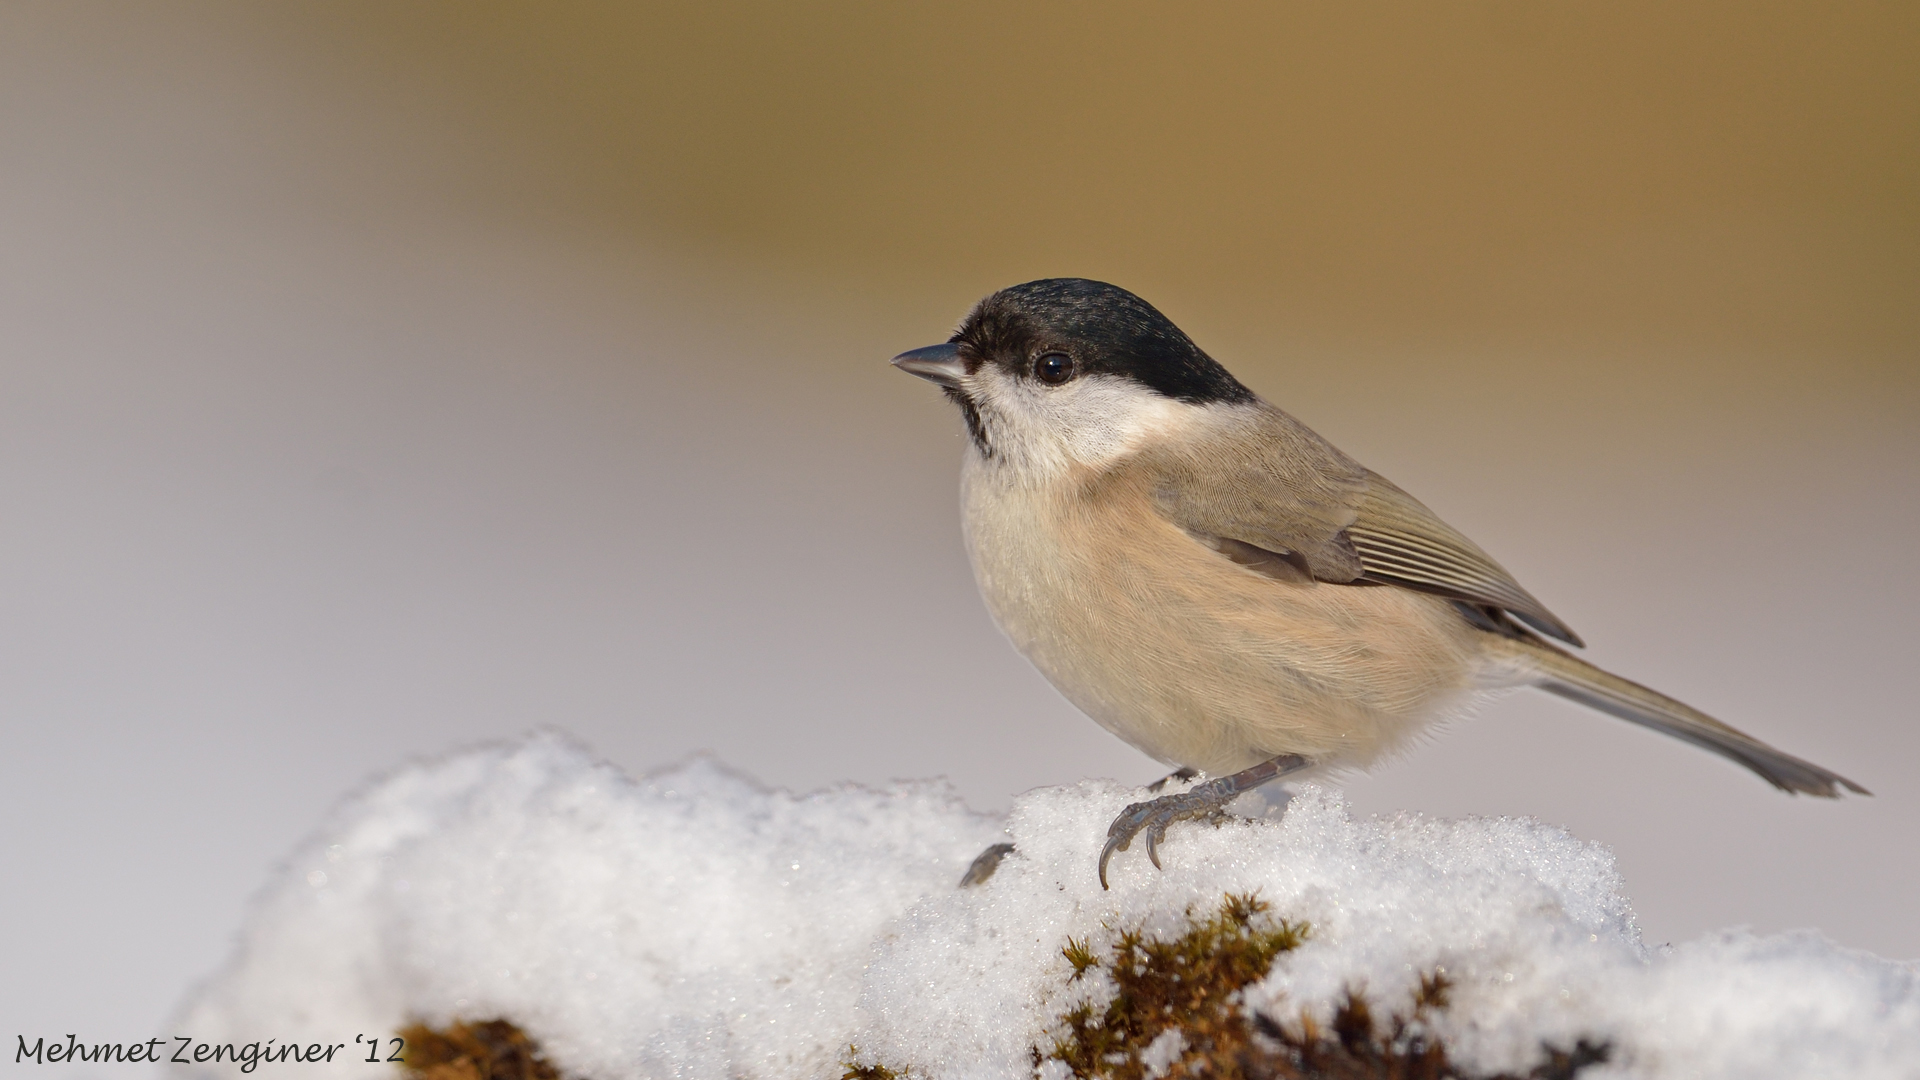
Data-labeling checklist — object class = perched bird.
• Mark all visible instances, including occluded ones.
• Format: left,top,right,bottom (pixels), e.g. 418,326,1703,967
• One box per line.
892,278,1867,888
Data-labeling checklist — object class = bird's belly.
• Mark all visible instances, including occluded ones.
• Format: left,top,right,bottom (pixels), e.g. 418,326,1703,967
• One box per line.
962,465,1483,776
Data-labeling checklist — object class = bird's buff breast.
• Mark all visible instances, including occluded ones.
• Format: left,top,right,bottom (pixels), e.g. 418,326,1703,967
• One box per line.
960,456,1483,776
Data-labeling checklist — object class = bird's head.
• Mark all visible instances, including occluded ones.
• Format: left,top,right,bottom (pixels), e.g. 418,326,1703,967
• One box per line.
891,278,1254,476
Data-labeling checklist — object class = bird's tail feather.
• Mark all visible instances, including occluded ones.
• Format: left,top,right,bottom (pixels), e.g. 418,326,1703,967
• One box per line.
1484,633,1868,797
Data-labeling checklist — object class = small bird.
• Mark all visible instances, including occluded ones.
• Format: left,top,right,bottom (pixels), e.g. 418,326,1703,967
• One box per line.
892,278,1867,888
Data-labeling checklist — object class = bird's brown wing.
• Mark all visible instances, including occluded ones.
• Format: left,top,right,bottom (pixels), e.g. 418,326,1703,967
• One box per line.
1346,472,1582,645
1147,404,1583,646
1141,405,1371,583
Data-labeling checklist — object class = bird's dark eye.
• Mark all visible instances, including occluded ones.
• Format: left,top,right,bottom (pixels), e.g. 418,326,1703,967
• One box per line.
1034,352,1075,385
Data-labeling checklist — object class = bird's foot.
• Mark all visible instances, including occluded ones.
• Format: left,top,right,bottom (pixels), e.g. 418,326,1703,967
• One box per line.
1097,753,1309,889
1098,786,1232,887
958,842,1015,887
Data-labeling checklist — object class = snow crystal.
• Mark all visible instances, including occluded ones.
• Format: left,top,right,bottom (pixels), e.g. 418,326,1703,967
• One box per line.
175,733,1920,1080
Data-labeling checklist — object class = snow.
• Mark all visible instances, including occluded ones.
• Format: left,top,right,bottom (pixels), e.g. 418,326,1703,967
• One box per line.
175,732,1919,1080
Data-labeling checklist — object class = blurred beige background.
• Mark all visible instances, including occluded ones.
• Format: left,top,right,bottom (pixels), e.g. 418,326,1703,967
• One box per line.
2,1,1915,1067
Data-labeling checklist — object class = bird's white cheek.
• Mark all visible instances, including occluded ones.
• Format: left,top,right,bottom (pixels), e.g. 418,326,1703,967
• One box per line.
966,374,1197,475
1054,388,1199,470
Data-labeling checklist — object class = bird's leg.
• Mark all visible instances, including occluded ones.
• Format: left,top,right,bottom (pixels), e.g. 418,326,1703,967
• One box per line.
1146,766,1200,793
1098,753,1310,889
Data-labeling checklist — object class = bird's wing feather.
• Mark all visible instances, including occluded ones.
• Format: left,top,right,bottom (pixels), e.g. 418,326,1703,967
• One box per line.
1143,405,1370,583
1147,405,1583,646
1346,472,1582,645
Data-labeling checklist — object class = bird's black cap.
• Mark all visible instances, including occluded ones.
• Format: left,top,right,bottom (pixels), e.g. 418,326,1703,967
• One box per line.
952,279,1256,405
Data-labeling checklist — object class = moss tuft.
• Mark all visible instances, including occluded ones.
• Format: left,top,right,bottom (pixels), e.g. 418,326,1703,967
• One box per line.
1037,893,1309,1080
841,1046,911,1080
1063,937,1101,980
1035,895,1609,1080
1251,993,1610,1080
1413,971,1452,1012
397,1019,564,1080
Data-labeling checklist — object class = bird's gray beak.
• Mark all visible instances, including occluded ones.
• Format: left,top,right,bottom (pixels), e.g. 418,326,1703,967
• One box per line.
890,343,966,388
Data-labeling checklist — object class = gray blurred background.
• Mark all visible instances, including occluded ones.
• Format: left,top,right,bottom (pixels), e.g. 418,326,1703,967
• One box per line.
2,2,1915,1069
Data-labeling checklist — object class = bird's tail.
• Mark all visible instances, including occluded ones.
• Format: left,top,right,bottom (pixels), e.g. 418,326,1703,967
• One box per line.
1483,632,1868,797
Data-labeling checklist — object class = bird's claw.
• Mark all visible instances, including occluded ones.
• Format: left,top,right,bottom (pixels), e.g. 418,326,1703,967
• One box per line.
1095,754,1309,889
1097,785,1234,888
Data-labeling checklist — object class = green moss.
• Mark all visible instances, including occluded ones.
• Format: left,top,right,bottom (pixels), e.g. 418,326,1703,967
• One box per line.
1035,893,1306,1080
397,1019,563,1080
841,1046,912,1080
1063,937,1101,980
1034,895,1609,1080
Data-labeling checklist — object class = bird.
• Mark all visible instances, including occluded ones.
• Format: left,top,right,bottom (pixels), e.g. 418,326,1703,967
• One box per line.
890,277,1867,889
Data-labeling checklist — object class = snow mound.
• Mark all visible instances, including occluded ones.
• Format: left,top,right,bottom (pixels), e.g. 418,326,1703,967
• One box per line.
176,733,1919,1080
